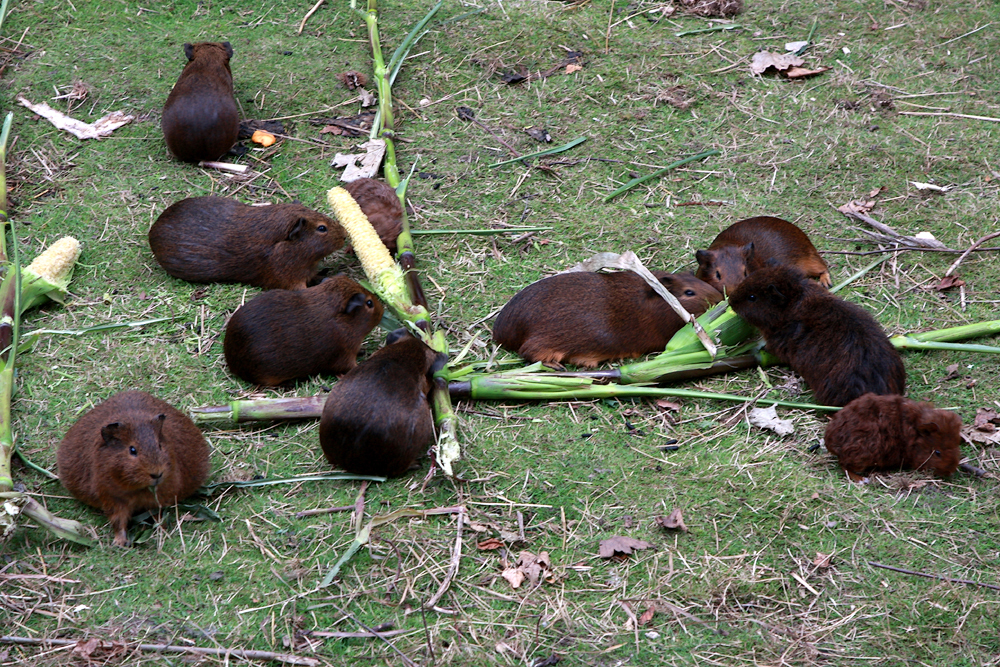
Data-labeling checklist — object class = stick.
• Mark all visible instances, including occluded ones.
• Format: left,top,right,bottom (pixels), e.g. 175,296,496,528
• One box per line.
424,507,464,609
840,209,949,249
958,462,987,477
297,0,325,35
307,629,411,639
294,505,353,519
945,231,1000,277
198,161,249,174
0,636,319,666
867,561,1000,592
898,111,1000,123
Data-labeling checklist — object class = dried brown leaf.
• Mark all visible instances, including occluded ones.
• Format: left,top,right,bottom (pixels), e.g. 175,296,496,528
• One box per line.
501,567,525,589
565,63,583,74
935,275,966,291
813,552,832,568
942,364,961,381
784,65,831,79
599,536,654,558
656,399,682,411
477,538,504,550
654,508,688,532
837,199,877,215
639,605,656,626
750,51,804,75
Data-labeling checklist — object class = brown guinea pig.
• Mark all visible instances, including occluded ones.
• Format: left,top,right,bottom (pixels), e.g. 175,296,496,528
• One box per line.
161,42,239,163
57,390,210,547
148,196,346,290
320,330,447,477
695,216,831,293
824,393,961,478
729,265,905,407
223,274,383,386
342,177,403,253
492,271,723,368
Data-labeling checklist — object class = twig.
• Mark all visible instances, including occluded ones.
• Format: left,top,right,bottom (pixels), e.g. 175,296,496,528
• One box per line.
198,161,249,174
294,505,353,519
456,107,521,158
306,629,412,639
934,22,992,48
959,462,986,477
840,209,950,249
898,111,1000,123
867,561,1000,592
297,0,324,35
353,480,368,533
0,636,319,666
945,231,1000,277
424,507,465,609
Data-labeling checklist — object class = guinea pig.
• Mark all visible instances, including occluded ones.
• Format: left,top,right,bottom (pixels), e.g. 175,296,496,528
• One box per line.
223,274,383,386
57,390,210,547
342,177,404,253
161,42,239,163
148,196,346,290
824,393,961,478
492,271,723,368
695,216,831,293
320,330,447,477
729,264,905,407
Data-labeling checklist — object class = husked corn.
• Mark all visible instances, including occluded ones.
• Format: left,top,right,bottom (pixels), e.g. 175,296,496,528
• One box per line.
25,237,81,285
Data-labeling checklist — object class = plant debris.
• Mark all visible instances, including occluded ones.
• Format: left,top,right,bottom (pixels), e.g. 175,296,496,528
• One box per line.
497,51,585,85
17,95,133,140
654,85,695,109
598,536,653,559
935,275,965,291
525,127,552,143
654,508,688,532
676,0,744,17
311,112,376,137
332,139,387,181
748,405,795,436
962,407,1000,445
337,70,369,89
501,550,555,589
238,119,286,140
750,51,804,75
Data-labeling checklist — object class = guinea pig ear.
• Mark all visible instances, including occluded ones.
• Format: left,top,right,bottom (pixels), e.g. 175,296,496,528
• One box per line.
429,352,449,376
765,283,787,304
150,414,167,439
183,43,195,61
742,242,756,262
222,42,234,59
385,328,409,346
286,218,307,242
694,249,712,266
344,293,368,315
100,422,125,446
917,419,941,437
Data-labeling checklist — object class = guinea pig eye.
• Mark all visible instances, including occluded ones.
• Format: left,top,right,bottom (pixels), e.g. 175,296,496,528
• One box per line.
933,450,942,457
366,299,374,308
317,224,328,233
715,270,721,280
747,294,757,302
684,289,696,297
129,446,138,457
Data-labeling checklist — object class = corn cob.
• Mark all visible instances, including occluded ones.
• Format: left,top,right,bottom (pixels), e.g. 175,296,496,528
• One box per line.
326,186,415,314
20,236,82,312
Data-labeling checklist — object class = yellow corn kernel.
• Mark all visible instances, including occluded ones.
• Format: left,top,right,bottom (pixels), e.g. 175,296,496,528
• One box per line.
25,236,81,285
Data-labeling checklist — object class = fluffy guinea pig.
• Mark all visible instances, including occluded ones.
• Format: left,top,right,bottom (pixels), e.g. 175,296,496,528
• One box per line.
161,42,239,163
342,178,404,253
695,216,831,293
729,264,905,407
492,271,723,368
57,390,210,547
148,196,346,290
824,393,961,478
320,330,447,477
224,274,383,386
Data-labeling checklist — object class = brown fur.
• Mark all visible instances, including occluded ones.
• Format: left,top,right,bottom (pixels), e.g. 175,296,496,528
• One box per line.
57,391,210,547
729,265,905,407
320,331,447,477
342,178,404,253
492,271,723,367
824,393,961,478
161,42,239,163
149,196,346,290
224,275,383,386
695,216,831,293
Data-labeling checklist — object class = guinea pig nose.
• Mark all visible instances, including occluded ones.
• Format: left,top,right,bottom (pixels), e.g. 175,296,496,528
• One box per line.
150,472,164,485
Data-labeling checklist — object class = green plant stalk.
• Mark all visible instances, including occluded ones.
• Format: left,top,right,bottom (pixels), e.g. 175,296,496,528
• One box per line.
191,394,328,424
488,136,588,168
604,149,720,202
410,226,552,236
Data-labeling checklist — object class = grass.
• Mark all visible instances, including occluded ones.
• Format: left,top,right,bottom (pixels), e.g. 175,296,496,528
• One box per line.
3,0,1000,665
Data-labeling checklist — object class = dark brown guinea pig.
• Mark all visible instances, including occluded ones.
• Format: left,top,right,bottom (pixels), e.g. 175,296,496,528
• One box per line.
148,196,346,290
342,178,404,253
824,393,961,479
224,274,383,386
695,216,831,293
161,42,239,163
492,271,722,368
320,330,447,477
729,265,905,407
57,391,210,547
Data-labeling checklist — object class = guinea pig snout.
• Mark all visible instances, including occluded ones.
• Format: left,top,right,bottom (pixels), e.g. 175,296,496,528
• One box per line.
149,471,164,486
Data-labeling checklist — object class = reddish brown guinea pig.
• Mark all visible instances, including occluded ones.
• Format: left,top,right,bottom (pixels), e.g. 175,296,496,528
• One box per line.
223,275,383,386
492,271,723,368
695,216,831,293
148,196,346,290
342,178,404,253
729,264,905,407
824,393,961,478
57,391,210,547
320,330,447,477
161,42,239,163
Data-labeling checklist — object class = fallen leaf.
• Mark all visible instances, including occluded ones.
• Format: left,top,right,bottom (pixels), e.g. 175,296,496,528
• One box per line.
913,231,941,244
784,65,831,79
748,405,795,436
477,538,504,550
654,508,688,532
837,199,876,215
501,567,526,589
750,51,804,75
785,41,809,52
656,399,681,411
319,125,345,135
332,139,387,181
942,363,961,381
565,63,583,74
639,605,656,626
358,88,377,107
813,552,832,568
869,186,887,198
962,423,1000,446
935,275,965,291
599,536,653,559
500,551,555,589
525,127,552,143
973,407,1000,430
